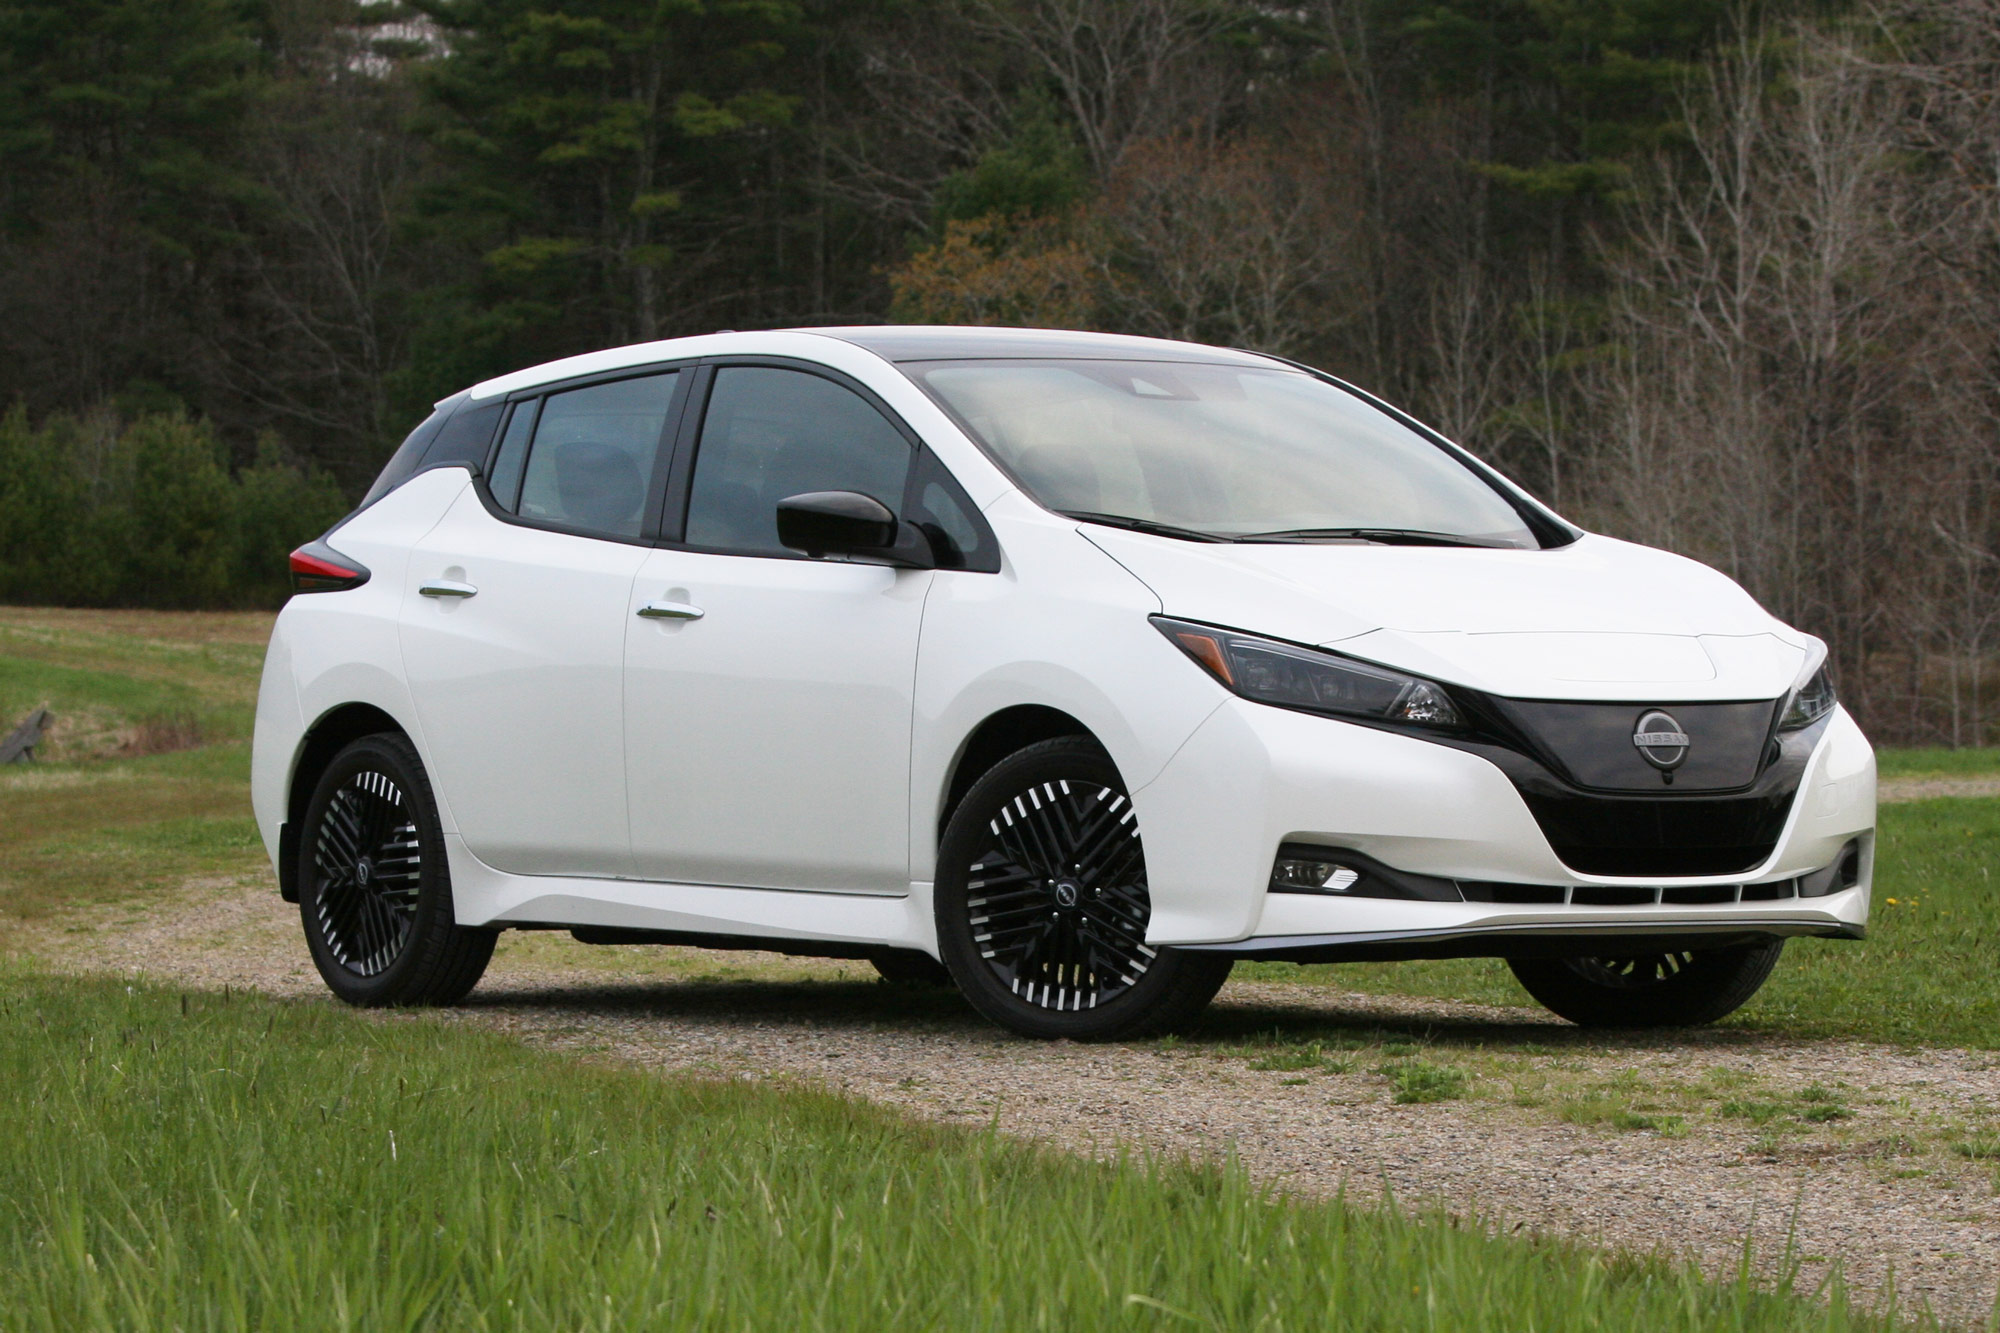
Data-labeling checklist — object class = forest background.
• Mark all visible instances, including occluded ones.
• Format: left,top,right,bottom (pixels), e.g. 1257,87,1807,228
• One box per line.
0,0,1994,747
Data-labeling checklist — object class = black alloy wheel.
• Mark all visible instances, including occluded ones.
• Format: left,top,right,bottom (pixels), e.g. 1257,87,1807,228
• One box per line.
1507,939,1785,1027
298,733,496,1006
935,737,1232,1040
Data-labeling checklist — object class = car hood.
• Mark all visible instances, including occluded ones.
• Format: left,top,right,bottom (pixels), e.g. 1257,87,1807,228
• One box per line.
1082,528,1810,702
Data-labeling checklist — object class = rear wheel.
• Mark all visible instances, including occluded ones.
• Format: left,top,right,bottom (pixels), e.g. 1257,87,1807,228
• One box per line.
934,737,1232,1040
1507,939,1784,1027
297,733,496,1006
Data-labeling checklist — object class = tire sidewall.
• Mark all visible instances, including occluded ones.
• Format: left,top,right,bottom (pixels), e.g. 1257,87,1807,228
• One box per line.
1509,940,1785,1028
297,734,454,1006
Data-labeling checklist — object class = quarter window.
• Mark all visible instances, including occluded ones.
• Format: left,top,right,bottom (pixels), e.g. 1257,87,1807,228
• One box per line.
514,372,678,540
685,367,914,556
486,399,537,513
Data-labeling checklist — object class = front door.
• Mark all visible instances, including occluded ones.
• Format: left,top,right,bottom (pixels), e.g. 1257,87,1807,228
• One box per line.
623,364,932,893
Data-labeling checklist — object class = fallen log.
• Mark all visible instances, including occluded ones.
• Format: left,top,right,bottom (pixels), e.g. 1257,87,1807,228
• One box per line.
1,706,49,763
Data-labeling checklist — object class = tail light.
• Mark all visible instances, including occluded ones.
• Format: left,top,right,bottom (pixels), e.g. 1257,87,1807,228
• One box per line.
289,541,371,594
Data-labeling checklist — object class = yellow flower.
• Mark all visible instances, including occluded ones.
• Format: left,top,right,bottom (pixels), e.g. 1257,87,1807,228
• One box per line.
1885,897,1898,905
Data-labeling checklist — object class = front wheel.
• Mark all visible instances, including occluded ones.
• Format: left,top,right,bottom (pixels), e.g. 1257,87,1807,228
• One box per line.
297,733,496,1006
934,737,1232,1040
1507,939,1784,1027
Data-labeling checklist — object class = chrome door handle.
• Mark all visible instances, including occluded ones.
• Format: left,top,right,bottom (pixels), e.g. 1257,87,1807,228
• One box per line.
636,600,704,621
419,580,478,599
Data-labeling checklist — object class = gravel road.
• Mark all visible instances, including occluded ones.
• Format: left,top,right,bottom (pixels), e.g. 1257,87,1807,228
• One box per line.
35,871,2000,1329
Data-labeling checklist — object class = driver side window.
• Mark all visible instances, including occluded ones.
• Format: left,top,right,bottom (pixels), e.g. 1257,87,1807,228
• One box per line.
684,367,914,556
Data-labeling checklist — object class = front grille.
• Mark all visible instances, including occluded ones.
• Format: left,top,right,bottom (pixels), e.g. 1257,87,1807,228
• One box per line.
1459,878,1802,905
1486,698,1779,792
1432,696,1825,880
1516,785,1798,876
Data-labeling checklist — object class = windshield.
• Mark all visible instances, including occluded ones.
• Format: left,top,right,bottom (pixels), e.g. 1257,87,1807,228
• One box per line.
906,359,1544,547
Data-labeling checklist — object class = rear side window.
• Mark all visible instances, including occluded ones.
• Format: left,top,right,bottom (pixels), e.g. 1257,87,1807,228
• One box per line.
514,372,678,540
360,398,458,508
486,400,537,513
684,367,914,556
421,400,503,474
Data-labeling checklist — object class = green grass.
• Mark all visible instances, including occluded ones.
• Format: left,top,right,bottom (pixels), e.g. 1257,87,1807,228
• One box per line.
1876,748,2000,779
0,971,1929,1333
1377,1056,1470,1104
0,607,270,755
0,610,273,947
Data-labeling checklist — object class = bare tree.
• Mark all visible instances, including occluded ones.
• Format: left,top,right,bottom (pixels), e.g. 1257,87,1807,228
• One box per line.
1094,130,1362,355
201,27,428,481
1578,19,1979,737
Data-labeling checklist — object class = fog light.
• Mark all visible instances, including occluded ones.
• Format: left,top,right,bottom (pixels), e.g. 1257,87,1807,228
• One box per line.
1272,859,1361,893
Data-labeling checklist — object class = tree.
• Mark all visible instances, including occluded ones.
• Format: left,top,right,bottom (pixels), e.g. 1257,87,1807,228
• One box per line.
406,0,802,390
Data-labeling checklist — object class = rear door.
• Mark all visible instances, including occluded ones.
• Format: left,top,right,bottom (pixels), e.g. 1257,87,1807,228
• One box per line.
399,370,686,877
622,362,934,893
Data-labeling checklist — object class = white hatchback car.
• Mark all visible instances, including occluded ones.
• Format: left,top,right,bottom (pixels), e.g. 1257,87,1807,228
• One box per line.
252,326,1875,1039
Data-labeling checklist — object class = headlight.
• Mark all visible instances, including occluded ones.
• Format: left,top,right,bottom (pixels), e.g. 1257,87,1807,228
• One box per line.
1152,616,1462,729
1778,660,1836,731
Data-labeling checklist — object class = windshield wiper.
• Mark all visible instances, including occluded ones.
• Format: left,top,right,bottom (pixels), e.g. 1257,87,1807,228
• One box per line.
1056,511,1233,543
1233,527,1523,548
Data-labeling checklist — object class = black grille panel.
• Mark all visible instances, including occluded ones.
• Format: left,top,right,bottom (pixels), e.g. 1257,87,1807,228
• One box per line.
1518,786,1798,876
1488,698,1778,792
1436,705,1823,880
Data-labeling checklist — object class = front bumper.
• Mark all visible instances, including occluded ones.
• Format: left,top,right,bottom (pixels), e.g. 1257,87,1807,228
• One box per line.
1128,698,1876,948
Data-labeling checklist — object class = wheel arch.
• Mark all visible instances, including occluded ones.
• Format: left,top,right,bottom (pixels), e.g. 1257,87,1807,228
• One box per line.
280,702,410,902
937,704,1107,839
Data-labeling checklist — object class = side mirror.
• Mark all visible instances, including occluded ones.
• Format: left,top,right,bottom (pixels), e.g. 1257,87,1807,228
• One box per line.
775,491,934,568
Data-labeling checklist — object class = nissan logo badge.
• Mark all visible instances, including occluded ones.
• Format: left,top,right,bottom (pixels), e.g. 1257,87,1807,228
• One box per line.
1632,709,1691,772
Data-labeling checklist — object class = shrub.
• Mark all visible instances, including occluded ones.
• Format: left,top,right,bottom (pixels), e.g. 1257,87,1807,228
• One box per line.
0,406,349,609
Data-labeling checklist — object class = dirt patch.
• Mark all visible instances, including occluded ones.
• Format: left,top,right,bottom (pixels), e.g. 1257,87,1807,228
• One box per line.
1881,775,2000,804
117,714,206,757
35,874,2000,1328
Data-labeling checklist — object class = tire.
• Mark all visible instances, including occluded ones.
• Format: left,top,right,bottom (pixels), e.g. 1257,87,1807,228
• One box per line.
934,736,1233,1040
1507,939,1785,1028
867,949,955,987
297,733,496,1006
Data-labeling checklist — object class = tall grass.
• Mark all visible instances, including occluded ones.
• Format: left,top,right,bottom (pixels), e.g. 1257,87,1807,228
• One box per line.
0,973,1921,1332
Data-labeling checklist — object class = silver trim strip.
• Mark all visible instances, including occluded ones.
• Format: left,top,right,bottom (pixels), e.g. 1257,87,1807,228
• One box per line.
1184,916,1863,954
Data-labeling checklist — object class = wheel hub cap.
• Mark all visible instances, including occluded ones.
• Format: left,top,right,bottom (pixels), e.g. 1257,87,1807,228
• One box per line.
311,770,422,978
964,779,1156,1013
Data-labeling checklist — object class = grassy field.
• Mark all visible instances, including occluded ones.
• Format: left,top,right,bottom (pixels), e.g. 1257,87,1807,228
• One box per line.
0,969,1921,1332
1877,748,2000,779
0,610,268,946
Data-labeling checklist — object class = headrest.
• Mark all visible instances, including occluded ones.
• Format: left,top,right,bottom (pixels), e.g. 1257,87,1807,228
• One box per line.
553,441,644,534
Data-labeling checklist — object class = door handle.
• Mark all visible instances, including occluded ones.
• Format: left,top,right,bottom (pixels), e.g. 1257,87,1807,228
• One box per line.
419,580,478,599
636,600,704,621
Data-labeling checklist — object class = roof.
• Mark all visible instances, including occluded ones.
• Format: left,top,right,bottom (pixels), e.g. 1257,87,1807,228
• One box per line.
810,325,1279,366
457,324,1281,404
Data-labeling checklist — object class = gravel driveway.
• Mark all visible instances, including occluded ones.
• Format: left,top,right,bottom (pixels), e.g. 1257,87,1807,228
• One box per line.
37,871,2000,1329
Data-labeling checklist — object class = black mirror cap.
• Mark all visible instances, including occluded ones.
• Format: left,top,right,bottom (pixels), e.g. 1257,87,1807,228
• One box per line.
776,491,933,568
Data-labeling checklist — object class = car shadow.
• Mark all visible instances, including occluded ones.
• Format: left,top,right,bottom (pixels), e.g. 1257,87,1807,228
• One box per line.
459,971,1779,1056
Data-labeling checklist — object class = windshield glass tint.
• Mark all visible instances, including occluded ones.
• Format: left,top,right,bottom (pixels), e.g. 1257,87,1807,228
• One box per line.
908,360,1539,546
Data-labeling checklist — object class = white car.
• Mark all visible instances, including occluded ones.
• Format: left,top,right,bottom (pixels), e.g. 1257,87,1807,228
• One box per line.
251,327,1875,1039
